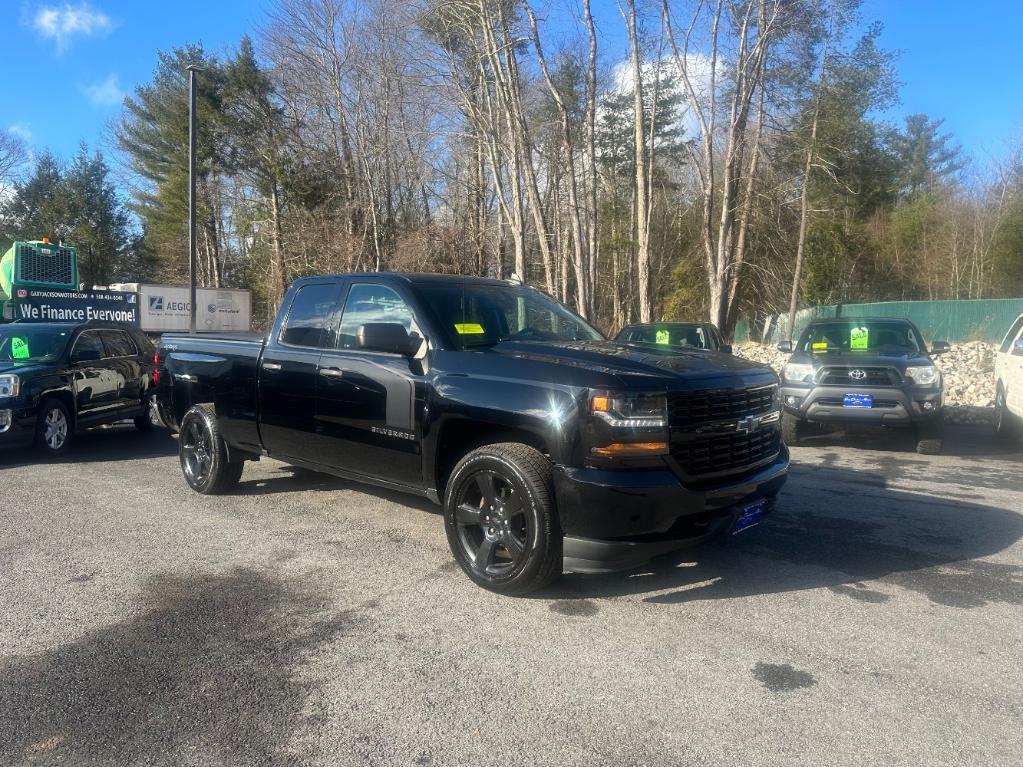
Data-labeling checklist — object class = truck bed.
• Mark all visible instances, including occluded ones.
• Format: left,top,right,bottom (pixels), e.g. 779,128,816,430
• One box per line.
158,333,265,454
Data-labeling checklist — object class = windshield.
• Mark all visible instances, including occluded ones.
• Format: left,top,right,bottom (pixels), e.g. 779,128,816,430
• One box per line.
417,283,604,349
621,324,709,349
0,327,71,364
799,321,923,354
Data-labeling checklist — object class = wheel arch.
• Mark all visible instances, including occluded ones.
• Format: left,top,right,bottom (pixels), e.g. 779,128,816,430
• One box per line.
433,417,551,500
37,389,76,429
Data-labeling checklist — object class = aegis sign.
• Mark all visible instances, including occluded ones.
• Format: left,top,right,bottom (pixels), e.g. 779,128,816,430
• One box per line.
107,283,251,333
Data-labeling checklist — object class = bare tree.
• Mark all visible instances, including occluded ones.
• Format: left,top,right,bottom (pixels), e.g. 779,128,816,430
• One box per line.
0,131,30,189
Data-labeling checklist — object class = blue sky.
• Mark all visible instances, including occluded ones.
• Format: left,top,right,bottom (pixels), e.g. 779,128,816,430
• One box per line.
2,0,1022,166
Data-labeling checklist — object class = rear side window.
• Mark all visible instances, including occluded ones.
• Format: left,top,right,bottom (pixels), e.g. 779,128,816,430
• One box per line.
337,284,415,349
70,331,105,362
100,330,137,358
280,283,341,348
1000,316,1023,354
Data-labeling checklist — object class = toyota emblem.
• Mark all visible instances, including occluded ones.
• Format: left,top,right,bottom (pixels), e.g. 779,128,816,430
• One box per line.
849,369,867,380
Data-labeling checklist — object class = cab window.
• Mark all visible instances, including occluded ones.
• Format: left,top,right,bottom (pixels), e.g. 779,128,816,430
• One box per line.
280,283,341,348
337,284,415,350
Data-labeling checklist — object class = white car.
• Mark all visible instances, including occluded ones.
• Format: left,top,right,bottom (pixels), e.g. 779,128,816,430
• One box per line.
995,313,1023,439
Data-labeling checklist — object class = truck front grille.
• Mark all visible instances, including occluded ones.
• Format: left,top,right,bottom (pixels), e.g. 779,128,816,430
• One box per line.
670,427,780,478
817,366,900,386
668,384,776,425
17,244,75,287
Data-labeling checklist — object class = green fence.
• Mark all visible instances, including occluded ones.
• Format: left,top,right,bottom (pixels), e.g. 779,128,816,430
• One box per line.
735,298,1023,344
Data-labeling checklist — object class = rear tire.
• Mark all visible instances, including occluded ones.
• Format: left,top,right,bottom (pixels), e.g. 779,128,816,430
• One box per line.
781,412,805,446
915,420,944,455
35,398,72,457
443,443,562,596
178,404,245,494
134,393,160,432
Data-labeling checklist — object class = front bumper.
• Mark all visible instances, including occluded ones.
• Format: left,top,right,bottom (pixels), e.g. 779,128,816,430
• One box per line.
553,449,789,573
778,384,942,425
0,404,38,449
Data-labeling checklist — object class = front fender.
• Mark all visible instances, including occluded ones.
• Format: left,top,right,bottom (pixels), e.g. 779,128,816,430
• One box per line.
424,374,586,482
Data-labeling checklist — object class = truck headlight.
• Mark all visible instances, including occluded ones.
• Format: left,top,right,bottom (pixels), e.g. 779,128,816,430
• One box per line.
591,392,667,428
906,365,939,386
0,375,19,398
782,363,813,384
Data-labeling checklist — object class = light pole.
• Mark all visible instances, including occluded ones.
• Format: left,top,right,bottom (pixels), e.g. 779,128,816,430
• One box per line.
186,64,202,334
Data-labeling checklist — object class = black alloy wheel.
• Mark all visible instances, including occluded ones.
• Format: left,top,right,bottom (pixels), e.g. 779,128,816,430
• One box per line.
181,418,214,486
454,469,530,578
443,443,562,595
178,404,244,494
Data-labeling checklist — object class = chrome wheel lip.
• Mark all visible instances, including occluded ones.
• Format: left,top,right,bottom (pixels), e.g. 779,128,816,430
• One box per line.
44,408,68,450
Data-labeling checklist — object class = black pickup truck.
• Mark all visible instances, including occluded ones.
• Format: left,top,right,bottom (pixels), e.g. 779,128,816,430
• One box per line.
156,274,788,594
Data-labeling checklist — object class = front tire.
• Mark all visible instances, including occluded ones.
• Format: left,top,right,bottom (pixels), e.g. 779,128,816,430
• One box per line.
781,411,805,446
995,386,1019,441
35,398,72,456
178,404,244,494
915,420,944,455
443,443,562,596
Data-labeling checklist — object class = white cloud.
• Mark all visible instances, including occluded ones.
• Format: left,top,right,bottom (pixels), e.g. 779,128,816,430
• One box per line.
8,123,34,143
30,2,114,51
83,73,125,108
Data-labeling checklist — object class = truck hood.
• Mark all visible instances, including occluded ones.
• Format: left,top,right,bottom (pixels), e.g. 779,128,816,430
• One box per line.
489,340,776,388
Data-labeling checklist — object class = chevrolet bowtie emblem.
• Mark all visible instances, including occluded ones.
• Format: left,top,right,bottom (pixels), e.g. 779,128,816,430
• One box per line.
736,415,761,434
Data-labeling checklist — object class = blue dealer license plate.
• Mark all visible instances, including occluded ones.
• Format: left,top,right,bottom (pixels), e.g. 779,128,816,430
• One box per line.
733,501,766,535
843,393,872,408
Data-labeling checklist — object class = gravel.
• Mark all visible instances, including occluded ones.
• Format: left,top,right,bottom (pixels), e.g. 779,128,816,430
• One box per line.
1,426,1022,766
735,341,998,424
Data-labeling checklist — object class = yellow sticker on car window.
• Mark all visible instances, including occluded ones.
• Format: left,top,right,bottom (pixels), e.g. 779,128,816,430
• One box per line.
454,323,485,335
851,327,869,350
655,329,670,345
11,337,29,359
812,341,828,353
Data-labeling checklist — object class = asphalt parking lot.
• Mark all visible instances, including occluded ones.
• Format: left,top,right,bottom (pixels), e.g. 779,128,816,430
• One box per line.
1,424,1021,766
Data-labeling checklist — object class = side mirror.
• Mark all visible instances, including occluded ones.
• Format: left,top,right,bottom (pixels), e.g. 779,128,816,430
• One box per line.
1013,339,1023,356
719,344,733,354
72,348,101,363
776,340,793,353
930,341,950,355
358,323,415,355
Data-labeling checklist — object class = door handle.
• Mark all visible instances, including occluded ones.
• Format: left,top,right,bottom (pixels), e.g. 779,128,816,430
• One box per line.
174,373,197,382
263,362,282,371
319,367,344,378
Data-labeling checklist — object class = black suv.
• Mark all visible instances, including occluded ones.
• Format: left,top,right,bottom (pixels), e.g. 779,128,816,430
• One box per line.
0,321,159,456
777,317,949,454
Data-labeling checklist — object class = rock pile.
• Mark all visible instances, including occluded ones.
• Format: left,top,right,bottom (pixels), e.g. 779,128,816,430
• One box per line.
733,340,998,422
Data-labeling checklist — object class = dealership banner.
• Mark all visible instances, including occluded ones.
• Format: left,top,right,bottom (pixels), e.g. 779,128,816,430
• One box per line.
13,288,140,325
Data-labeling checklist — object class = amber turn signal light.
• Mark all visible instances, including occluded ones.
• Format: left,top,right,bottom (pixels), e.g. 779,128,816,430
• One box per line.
591,442,668,457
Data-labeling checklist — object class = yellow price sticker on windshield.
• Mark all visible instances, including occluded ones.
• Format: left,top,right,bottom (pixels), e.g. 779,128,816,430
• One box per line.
850,327,869,350
655,329,670,345
454,323,485,335
812,342,828,353
11,337,29,359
